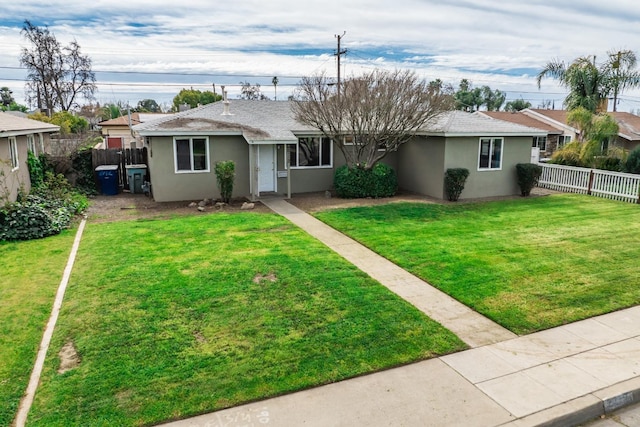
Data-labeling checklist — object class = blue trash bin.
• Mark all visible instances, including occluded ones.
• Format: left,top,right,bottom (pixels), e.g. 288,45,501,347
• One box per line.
95,165,119,195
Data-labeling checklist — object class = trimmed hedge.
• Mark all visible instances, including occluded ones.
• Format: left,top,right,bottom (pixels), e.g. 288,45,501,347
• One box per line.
516,163,542,197
625,146,640,174
444,168,469,201
334,163,398,198
0,195,73,241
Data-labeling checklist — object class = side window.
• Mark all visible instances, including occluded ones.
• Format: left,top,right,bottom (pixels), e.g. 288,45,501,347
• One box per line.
478,138,503,170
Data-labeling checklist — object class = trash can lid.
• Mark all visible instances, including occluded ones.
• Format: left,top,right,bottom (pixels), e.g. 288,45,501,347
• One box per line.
125,164,147,169
95,165,119,171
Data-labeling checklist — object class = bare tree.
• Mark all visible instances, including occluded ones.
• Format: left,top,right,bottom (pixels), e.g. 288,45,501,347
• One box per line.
20,20,96,115
292,69,454,170
239,81,269,100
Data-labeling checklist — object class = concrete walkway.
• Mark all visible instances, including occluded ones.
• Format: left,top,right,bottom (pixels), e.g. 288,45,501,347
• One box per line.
160,199,640,427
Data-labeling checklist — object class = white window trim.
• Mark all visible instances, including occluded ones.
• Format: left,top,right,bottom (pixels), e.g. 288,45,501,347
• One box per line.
288,136,333,169
8,137,19,171
38,133,45,154
27,134,36,154
173,136,210,173
477,137,503,171
533,136,547,151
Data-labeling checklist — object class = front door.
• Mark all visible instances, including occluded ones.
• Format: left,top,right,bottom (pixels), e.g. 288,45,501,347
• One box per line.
258,146,276,192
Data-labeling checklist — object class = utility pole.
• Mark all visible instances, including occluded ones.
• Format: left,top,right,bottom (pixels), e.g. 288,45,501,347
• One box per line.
335,32,347,100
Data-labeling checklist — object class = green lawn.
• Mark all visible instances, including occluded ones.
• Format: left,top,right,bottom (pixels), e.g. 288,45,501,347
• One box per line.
28,213,464,426
0,230,76,426
316,194,640,335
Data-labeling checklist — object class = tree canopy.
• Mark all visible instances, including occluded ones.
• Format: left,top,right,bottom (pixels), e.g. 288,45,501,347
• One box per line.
292,69,454,170
454,79,505,112
537,50,640,113
505,98,532,112
239,82,269,100
172,88,222,111
20,20,96,115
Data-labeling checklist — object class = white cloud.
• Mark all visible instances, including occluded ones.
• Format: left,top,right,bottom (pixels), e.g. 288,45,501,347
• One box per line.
1,0,640,111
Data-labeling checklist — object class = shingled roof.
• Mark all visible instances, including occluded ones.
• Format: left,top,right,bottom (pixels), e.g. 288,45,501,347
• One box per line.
0,112,60,136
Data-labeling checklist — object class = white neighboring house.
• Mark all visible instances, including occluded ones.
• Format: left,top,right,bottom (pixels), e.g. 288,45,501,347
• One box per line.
0,112,60,203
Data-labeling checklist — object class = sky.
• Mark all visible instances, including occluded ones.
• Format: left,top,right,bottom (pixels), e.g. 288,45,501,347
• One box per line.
1,0,640,112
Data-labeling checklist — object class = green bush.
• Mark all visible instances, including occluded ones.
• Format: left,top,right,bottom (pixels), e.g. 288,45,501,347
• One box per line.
444,168,469,201
516,163,543,197
0,195,72,241
625,146,640,174
593,155,623,172
334,163,397,198
550,142,582,166
0,172,88,241
27,151,44,189
214,160,235,203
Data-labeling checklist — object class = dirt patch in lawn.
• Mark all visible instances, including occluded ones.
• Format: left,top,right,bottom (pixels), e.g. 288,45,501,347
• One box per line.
58,341,80,374
85,188,558,223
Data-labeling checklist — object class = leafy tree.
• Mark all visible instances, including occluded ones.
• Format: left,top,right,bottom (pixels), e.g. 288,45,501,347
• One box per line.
505,98,532,112
136,99,161,113
29,111,88,135
172,88,222,111
454,79,505,111
100,102,125,121
239,81,269,100
537,50,640,113
292,69,454,170
20,20,96,115
1,87,14,106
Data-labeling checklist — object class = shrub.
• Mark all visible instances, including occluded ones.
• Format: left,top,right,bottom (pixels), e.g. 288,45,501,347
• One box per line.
516,163,543,197
625,146,640,174
27,151,44,189
0,195,72,241
550,142,582,166
334,163,397,198
444,168,469,202
0,172,88,241
214,160,235,203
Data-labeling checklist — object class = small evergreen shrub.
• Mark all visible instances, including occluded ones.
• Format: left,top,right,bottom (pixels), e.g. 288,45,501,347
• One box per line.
334,163,397,198
214,160,235,203
550,142,582,166
444,168,469,201
625,146,640,174
27,151,44,189
516,163,543,197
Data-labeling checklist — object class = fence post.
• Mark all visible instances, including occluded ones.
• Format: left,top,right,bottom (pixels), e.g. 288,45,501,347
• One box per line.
587,170,594,195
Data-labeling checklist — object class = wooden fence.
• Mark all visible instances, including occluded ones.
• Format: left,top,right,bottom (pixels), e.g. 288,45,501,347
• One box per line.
92,147,148,192
538,163,640,204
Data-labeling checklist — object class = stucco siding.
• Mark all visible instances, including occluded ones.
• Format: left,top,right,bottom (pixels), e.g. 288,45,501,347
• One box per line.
397,136,446,198
444,136,530,199
0,135,32,203
148,135,250,202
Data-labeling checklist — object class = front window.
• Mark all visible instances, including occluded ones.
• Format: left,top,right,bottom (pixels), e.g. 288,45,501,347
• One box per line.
8,137,18,170
174,137,209,172
558,135,571,149
289,137,332,168
478,138,503,170
532,136,547,151
37,133,44,154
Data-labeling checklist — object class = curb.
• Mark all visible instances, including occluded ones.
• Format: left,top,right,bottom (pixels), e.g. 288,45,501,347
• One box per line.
499,376,640,427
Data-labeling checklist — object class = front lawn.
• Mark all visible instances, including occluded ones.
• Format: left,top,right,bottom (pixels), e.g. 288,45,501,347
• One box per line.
0,230,76,426
28,213,464,426
315,194,640,334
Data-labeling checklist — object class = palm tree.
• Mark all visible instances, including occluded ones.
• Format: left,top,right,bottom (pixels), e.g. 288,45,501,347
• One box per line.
537,50,640,113
537,56,608,113
272,76,279,100
602,50,640,111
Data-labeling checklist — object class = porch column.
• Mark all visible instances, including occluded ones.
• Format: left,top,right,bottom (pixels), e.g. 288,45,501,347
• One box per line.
286,145,291,199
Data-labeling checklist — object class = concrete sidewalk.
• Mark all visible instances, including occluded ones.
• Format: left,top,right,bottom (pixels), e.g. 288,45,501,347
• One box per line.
160,199,640,427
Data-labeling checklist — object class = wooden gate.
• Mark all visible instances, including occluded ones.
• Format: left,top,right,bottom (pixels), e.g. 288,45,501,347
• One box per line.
92,147,149,192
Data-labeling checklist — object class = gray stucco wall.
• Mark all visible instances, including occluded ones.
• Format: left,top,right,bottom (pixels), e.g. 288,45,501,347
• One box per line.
148,135,250,202
397,136,446,199
443,136,531,199
1,135,32,204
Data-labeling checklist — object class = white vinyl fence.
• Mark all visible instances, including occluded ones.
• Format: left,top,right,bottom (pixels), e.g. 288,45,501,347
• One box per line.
538,163,640,204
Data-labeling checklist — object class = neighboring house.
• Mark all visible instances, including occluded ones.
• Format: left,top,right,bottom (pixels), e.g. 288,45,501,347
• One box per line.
0,112,60,203
98,112,172,149
134,100,545,202
482,109,640,160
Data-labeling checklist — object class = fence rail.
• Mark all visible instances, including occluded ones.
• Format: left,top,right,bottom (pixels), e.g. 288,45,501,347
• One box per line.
538,163,640,204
